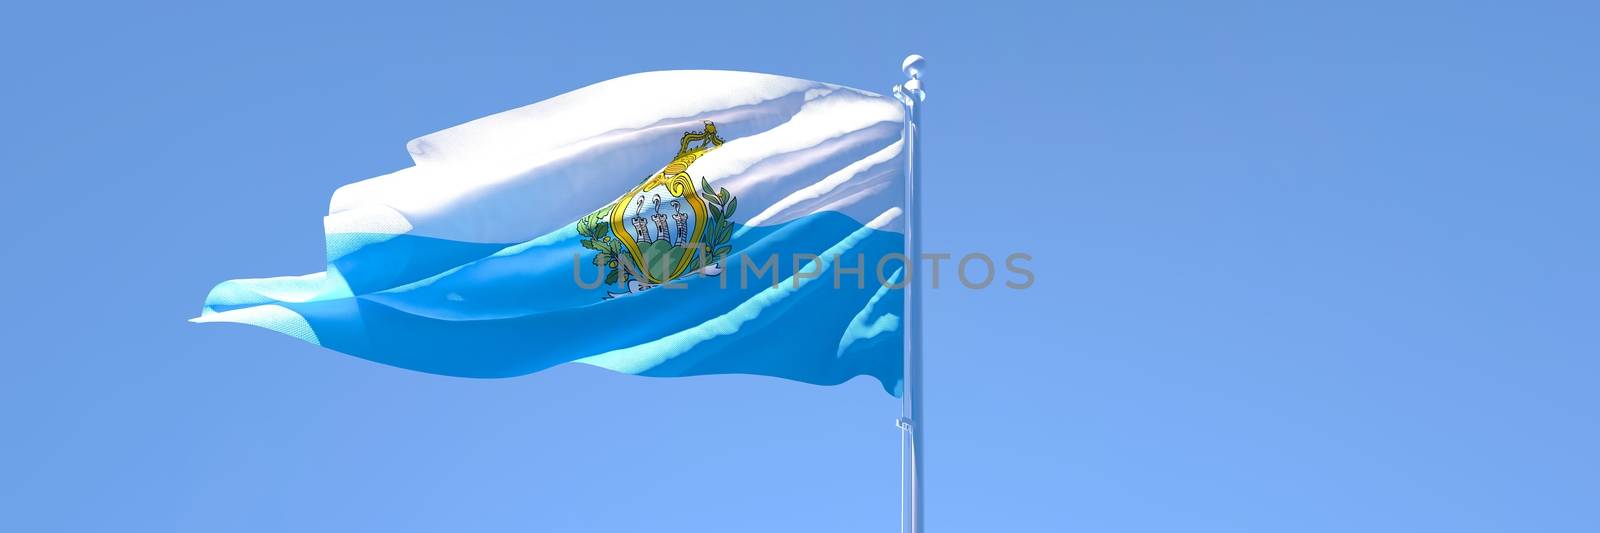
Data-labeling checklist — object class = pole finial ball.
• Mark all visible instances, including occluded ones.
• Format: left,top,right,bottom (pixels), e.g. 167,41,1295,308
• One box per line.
902,54,926,80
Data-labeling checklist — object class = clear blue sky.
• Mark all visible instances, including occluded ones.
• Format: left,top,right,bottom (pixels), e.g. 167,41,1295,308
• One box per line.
2,1,1595,531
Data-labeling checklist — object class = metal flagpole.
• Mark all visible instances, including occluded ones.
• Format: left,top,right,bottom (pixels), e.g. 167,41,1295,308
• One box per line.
893,54,927,533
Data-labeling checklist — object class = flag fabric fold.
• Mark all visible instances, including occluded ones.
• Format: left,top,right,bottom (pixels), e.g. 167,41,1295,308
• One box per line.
197,70,906,395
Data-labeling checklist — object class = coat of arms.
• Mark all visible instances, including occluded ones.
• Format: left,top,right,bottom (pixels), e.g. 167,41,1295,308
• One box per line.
575,121,738,296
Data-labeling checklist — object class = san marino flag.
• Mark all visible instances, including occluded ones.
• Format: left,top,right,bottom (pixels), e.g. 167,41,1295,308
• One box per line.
196,71,908,395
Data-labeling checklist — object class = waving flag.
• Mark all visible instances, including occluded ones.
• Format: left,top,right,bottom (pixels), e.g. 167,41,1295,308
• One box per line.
196,70,907,395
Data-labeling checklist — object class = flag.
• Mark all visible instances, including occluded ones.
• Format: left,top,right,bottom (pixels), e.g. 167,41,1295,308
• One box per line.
196,70,907,395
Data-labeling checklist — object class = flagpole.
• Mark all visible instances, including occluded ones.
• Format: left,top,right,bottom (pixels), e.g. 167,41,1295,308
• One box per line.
894,54,927,533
